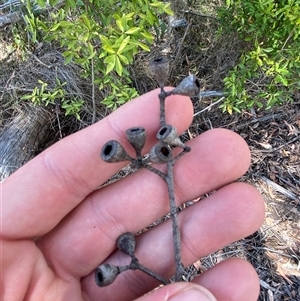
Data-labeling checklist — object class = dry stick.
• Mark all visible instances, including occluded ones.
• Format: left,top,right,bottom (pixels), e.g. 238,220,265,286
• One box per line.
55,102,63,140
91,57,96,124
158,89,172,127
129,257,169,285
159,88,184,281
144,164,167,180
173,21,191,67
166,160,184,281
144,160,184,282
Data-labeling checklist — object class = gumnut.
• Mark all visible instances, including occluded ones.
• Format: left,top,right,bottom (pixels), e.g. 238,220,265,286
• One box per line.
172,74,200,97
156,124,186,148
148,142,172,163
101,140,131,163
126,127,146,155
117,232,136,257
95,263,120,287
149,57,170,88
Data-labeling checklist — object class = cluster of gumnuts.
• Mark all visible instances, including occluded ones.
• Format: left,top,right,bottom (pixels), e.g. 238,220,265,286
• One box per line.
95,57,200,287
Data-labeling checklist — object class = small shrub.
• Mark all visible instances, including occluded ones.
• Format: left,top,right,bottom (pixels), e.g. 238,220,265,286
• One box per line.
18,0,172,116
218,0,300,113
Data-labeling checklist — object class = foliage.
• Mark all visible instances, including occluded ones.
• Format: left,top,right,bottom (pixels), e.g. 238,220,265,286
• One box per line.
218,0,300,114
18,0,172,117
21,78,84,119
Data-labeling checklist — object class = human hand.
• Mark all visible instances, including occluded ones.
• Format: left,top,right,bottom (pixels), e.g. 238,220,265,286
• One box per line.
2,89,265,301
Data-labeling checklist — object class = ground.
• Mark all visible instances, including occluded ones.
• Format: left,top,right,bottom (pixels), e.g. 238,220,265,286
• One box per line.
189,99,300,301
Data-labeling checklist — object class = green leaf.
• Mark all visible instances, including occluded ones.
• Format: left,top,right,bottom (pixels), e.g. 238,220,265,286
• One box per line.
49,0,58,6
262,47,274,53
140,31,154,42
64,55,72,64
149,2,163,8
87,42,95,58
59,21,74,28
100,35,113,46
116,18,125,32
275,75,288,86
162,4,173,15
83,14,92,30
103,45,116,54
115,56,123,76
99,52,106,58
66,0,76,8
104,54,116,64
227,105,233,114
105,55,116,74
118,54,129,64
36,0,46,8
129,40,150,51
117,36,130,54
125,27,140,35
21,94,34,100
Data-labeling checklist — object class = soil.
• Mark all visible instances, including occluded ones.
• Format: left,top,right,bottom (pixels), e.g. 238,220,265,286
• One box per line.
189,100,300,301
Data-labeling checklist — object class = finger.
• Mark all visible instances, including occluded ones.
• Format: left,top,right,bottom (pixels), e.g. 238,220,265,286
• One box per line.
133,258,259,301
37,129,252,276
2,89,193,239
81,182,264,301
134,282,217,301
194,258,260,301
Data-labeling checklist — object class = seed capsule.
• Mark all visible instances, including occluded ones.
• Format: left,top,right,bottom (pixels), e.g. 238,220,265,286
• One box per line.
148,142,172,163
157,125,186,148
117,232,136,257
126,127,146,155
101,140,131,163
172,75,200,97
95,264,119,287
149,57,170,88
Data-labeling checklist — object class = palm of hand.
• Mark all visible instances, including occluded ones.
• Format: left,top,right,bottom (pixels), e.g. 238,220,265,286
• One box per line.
2,90,264,301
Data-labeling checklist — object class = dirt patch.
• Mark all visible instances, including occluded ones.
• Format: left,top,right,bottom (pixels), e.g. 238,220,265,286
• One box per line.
186,99,300,301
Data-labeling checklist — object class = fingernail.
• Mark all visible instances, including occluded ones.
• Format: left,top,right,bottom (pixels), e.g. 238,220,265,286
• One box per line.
169,287,217,301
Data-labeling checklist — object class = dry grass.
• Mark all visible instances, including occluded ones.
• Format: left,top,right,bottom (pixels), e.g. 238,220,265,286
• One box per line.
188,101,300,301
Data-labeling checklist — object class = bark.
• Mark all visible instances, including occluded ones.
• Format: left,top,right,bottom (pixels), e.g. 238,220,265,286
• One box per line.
0,106,54,180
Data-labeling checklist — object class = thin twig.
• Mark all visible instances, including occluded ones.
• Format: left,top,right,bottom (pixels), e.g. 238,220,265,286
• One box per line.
179,9,217,19
252,135,300,153
193,97,225,117
173,21,192,66
258,176,299,200
143,164,167,180
27,51,51,69
55,102,62,140
198,91,225,98
166,160,184,281
130,257,169,285
158,89,172,127
91,57,96,124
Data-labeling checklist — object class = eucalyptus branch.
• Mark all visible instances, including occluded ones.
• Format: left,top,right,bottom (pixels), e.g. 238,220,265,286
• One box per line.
143,164,167,180
166,159,184,281
97,56,200,288
91,57,96,124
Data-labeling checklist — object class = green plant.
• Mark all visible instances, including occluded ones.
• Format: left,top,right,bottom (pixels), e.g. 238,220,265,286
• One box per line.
218,0,300,113
19,0,172,116
21,78,84,119
99,76,139,110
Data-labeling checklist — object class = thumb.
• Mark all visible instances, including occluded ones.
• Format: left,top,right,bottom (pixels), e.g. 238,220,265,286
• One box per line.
167,285,217,301
135,283,217,301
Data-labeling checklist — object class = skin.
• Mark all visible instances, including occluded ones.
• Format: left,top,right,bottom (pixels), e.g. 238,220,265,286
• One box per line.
1,89,265,301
